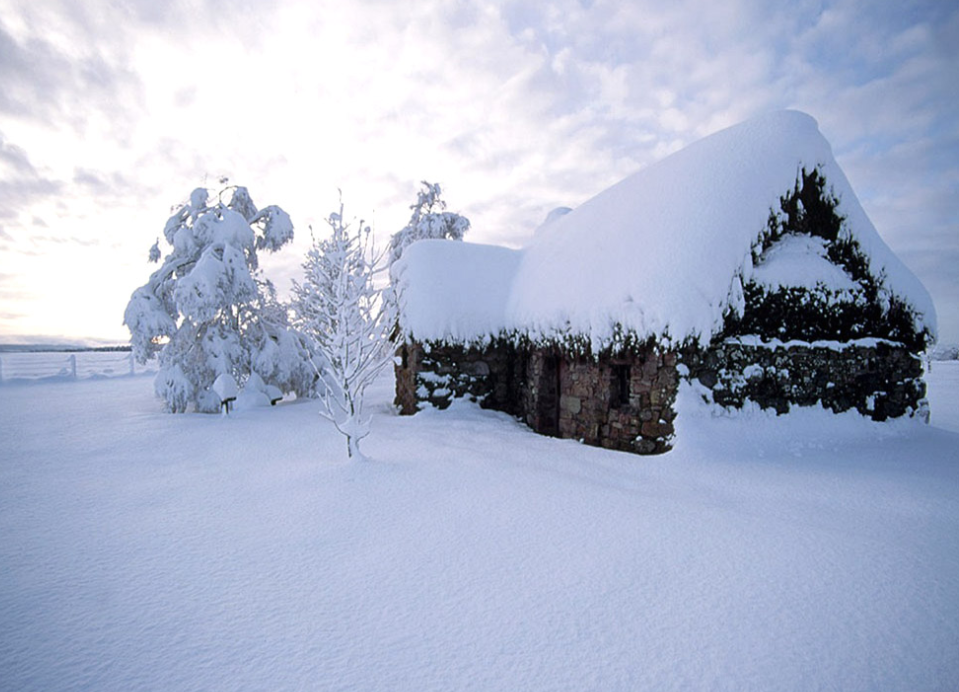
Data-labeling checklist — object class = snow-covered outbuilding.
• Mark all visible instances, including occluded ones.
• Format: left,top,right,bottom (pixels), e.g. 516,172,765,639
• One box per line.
392,111,937,454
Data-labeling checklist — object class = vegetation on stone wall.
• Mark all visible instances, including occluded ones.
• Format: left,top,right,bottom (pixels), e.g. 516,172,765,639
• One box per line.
509,327,665,362
683,340,926,422
722,167,928,351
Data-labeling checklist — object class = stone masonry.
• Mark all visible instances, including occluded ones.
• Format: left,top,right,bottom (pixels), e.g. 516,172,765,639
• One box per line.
396,334,927,454
396,340,679,455
394,340,521,415
522,349,678,454
683,338,927,421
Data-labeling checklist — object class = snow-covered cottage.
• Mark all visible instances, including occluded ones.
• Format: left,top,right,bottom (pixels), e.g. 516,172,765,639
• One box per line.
391,111,937,454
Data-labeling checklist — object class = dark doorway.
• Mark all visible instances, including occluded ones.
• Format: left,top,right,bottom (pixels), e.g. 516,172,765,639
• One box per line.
537,354,561,436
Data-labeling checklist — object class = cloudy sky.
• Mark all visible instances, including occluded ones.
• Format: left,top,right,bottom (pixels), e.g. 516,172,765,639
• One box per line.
1,0,956,345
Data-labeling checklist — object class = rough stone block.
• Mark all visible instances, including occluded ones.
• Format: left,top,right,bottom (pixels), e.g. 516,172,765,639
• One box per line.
641,420,673,438
560,395,582,414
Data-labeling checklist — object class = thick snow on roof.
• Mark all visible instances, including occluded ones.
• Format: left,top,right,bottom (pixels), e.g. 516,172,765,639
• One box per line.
396,110,937,347
393,240,522,344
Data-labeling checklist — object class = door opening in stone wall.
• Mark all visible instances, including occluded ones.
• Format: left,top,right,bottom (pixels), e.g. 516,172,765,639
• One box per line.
538,354,561,436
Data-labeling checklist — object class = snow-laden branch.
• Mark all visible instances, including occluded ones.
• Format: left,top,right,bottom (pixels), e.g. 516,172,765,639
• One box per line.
292,198,396,459
124,184,316,413
388,181,470,268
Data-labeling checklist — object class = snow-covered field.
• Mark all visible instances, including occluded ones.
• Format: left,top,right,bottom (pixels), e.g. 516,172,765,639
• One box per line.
2,363,958,691
927,359,959,433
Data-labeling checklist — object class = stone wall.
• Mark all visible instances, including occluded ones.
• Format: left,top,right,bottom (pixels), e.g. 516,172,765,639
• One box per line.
396,335,926,455
396,340,680,455
602,351,679,454
393,342,423,415
523,348,679,455
683,339,927,421
520,349,559,436
394,340,521,415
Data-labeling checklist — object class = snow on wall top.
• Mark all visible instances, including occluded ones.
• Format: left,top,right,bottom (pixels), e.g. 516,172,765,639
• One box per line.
752,234,859,292
395,110,937,347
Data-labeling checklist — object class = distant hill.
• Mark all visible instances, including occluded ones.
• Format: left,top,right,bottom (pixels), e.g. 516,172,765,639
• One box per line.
0,343,130,353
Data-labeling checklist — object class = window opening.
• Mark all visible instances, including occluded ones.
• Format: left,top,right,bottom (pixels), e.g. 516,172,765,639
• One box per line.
611,364,630,408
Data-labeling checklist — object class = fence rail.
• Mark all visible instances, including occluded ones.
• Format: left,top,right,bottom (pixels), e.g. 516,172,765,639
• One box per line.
0,351,157,384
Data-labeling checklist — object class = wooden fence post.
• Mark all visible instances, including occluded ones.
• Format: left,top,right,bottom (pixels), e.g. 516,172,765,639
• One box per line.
69,354,77,379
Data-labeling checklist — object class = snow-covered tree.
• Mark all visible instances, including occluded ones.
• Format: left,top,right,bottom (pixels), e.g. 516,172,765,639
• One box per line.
388,181,470,267
124,184,315,412
242,277,320,400
292,199,396,459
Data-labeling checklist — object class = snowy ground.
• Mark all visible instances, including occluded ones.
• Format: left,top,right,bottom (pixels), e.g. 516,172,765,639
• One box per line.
927,359,959,434
1,364,958,691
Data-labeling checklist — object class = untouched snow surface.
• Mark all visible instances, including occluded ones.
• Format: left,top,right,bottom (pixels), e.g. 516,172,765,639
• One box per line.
927,360,959,433
2,370,959,691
